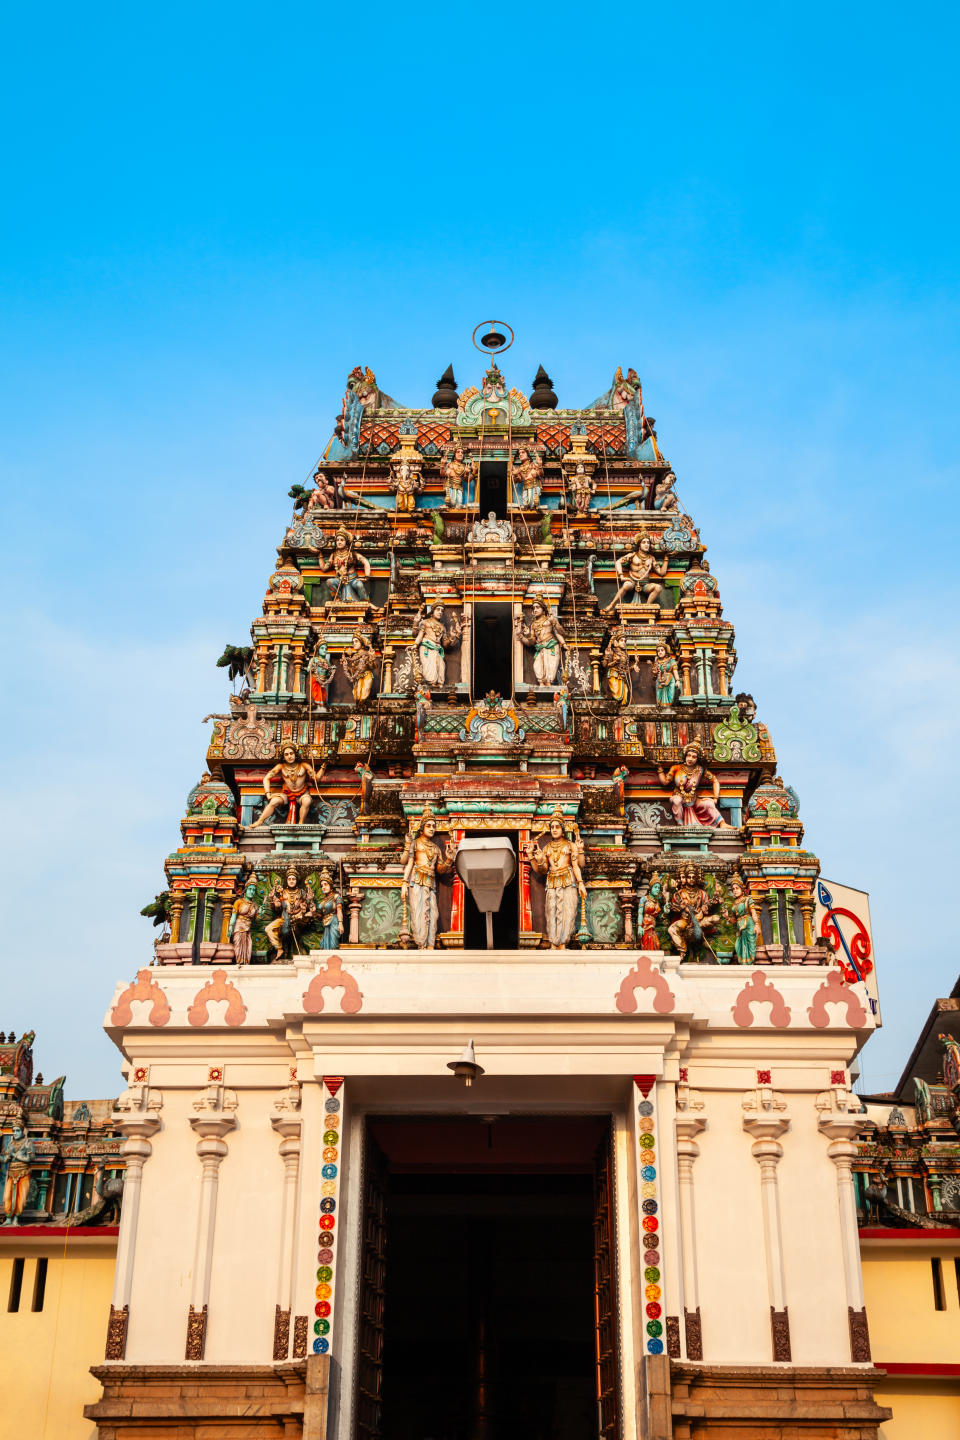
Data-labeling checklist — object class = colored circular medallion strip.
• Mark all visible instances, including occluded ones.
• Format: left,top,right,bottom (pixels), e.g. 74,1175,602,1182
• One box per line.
637,1091,664,1354
313,1085,343,1355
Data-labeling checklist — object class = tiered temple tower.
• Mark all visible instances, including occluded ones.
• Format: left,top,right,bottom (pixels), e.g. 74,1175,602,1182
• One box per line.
87,333,890,1439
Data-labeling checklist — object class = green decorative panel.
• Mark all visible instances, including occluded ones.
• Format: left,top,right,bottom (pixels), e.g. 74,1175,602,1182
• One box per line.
358,887,404,946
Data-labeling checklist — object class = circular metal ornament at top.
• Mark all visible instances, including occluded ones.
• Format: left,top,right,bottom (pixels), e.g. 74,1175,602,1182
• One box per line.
472,320,514,354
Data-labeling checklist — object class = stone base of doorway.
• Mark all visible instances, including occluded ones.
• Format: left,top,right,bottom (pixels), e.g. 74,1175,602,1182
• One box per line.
643,1357,893,1439
84,1355,330,1439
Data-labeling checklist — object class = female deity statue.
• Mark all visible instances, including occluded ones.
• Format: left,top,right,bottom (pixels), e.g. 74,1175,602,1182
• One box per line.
264,868,317,960
515,598,567,687
524,809,587,950
308,641,335,705
666,863,719,960
657,743,727,828
652,643,681,706
317,868,344,949
443,448,472,507
400,808,456,949
412,604,463,688
604,533,668,614
514,448,544,508
318,526,371,603
640,874,663,950
251,743,325,827
391,458,422,513
725,874,760,963
228,881,260,963
342,632,378,703
601,625,631,705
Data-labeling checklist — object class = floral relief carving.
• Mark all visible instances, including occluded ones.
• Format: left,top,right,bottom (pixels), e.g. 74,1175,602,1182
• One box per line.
187,970,247,1027
808,968,868,1029
731,971,791,1028
302,954,364,1014
615,954,676,1014
111,970,171,1028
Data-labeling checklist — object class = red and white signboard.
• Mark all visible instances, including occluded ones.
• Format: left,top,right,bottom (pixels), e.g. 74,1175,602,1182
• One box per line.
814,878,881,1023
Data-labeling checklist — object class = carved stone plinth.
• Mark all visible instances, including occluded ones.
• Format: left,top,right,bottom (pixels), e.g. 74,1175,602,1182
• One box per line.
666,1364,892,1440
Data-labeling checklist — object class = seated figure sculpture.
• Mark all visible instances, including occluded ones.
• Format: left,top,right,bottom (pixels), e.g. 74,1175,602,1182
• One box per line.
251,744,325,827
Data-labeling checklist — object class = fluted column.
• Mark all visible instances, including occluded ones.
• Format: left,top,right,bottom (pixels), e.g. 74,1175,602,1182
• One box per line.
675,1087,706,1360
818,1087,872,1361
742,1088,791,1361
271,1085,303,1359
105,1082,163,1360
186,1083,238,1359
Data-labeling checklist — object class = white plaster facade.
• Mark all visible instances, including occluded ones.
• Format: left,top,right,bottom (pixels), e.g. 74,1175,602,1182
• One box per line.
102,947,876,1438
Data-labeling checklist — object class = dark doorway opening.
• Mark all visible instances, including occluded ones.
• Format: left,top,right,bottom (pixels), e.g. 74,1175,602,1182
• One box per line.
473,603,513,699
478,460,509,518
356,1116,618,1440
462,831,519,950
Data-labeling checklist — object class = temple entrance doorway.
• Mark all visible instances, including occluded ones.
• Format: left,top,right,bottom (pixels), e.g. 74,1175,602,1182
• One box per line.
354,1116,619,1440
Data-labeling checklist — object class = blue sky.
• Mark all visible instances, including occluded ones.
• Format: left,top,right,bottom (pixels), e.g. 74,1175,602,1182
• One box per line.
2,2,958,1096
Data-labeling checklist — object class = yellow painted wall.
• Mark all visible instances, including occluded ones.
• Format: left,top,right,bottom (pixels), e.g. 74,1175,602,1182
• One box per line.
861,1240,960,1439
0,1239,115,1440
862,1240,960,1361
876,1385,960,1440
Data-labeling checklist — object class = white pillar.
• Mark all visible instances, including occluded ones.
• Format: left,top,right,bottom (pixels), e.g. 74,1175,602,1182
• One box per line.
105,1083,162,1360
675,1085,706,1360
742,1087,791,1361
271,1084,303,1359
186,1083,238,1359
818,1087,872,1362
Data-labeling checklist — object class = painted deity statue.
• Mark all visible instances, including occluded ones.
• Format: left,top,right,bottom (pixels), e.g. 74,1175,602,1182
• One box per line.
443,448,472,507
652,471,678,511
401,809,456,949
525,810,587,950
666,863,719,960
264,868,317,960
308,642,335,705
252,744,324,827
318,527,371,603
602,625,631,706
657,743,727,828
605,533,668,614
342,633,378,703
514,448,544,508
652,643,681,707
391,458,422,513
308,468,339,510
569,461,595,516
726,874,761,963
2,1126,35,1219
413,604,463,688
228,881,260,963
640,874,664,950
317,867,343,949
515,599,567,688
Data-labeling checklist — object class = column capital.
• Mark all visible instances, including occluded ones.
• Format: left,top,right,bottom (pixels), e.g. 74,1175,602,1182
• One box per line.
113,1085,163,1144
189,1083,238,1141
742,1087,790,1151
271,1083,303,1141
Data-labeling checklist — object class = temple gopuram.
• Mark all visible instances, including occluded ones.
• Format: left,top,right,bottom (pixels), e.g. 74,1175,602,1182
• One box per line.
86,327,892,1439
